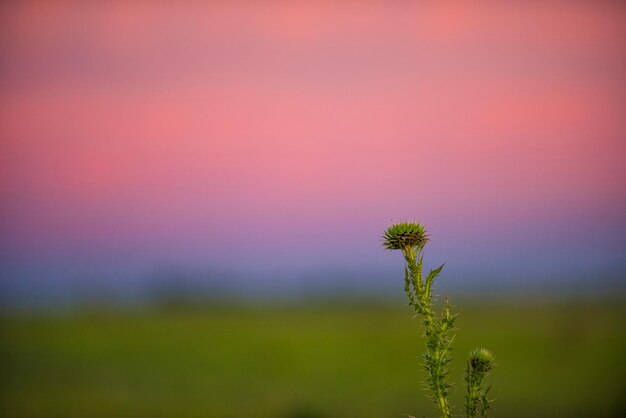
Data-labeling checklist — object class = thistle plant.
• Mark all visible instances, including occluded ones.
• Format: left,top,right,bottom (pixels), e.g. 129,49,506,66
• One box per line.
465,348,496,418
383,222,496,418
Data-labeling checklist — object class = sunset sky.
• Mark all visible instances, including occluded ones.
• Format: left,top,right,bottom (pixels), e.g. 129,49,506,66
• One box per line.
1,1,625,303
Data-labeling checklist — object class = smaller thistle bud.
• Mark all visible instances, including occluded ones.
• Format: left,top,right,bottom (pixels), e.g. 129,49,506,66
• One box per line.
383,222,429,251
469,348,496,374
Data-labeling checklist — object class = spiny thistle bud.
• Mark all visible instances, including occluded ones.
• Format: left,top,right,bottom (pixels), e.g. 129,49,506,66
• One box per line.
383,222,429,251
469,348,496,374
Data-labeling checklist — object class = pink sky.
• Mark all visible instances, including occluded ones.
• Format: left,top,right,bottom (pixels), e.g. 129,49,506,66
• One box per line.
1,1,625,298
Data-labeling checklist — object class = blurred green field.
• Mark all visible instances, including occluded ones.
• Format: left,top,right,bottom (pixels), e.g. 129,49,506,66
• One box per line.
1,298,625,417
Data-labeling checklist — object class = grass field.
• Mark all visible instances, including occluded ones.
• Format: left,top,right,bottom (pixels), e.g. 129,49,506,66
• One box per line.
1,298,625,417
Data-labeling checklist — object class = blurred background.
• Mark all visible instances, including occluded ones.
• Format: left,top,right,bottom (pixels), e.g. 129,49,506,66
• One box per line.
1,1,625,417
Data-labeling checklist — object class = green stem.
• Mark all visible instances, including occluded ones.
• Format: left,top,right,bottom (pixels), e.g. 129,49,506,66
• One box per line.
437,395,451,418
426,311,451,418
405,248,452,418
465,365,479,418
